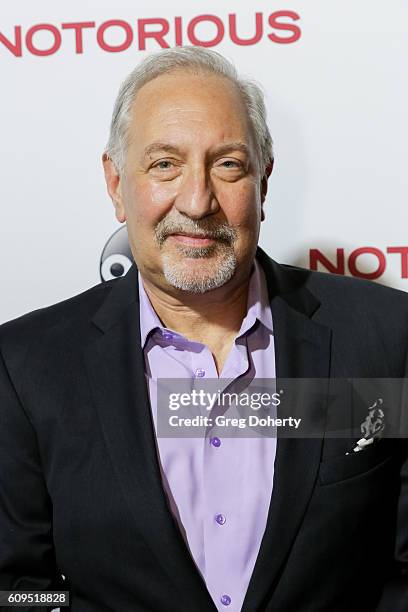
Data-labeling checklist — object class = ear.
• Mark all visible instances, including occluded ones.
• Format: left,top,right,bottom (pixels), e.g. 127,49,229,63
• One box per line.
102,153,126,223
260,158,274,222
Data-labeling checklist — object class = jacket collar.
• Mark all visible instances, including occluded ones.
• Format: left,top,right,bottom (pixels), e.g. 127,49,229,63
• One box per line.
91,246,321,335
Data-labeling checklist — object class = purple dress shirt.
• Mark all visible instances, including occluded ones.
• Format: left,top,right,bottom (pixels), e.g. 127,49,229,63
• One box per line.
139,258,276,612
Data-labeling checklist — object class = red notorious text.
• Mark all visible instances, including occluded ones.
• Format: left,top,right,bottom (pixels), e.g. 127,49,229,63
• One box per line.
310,247,408,280
0,12,301,57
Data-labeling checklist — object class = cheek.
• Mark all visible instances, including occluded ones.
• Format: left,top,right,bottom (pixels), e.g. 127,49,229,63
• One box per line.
221,182,261,228
149,181,178,213
124,179,176,227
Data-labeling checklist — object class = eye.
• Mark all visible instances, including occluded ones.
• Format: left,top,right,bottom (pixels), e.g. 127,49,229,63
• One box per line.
152,160,174,170
221,160,240,168
212,157,246,182
216,158,244,170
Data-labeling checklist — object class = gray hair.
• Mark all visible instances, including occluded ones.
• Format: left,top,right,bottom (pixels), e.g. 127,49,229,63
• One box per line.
105,46,273,175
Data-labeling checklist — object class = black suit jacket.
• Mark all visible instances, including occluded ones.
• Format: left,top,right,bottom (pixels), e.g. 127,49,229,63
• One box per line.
1,248,408,612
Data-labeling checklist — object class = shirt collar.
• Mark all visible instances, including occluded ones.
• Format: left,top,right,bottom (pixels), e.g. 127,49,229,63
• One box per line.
243,257,273,335
138,257,273,349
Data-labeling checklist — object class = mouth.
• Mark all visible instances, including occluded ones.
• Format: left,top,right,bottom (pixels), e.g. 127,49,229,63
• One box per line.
167,233,217,247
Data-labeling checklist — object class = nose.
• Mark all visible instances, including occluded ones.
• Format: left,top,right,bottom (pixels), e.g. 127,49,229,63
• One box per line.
174,165,220,219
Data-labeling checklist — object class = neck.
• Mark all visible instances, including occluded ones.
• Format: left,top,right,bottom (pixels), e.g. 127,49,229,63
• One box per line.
140,269,252,346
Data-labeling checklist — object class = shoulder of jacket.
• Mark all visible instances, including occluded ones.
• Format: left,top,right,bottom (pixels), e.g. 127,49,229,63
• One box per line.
283,263,408,306
0,277,120,353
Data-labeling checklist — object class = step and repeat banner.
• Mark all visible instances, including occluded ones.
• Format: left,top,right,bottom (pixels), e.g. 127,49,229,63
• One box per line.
1,1,407,323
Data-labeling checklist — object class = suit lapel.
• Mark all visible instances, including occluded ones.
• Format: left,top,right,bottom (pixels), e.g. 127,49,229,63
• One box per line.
241,250,332,612
83,266,216,611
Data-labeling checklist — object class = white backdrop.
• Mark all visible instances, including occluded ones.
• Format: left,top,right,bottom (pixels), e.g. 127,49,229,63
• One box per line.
1,0,407,324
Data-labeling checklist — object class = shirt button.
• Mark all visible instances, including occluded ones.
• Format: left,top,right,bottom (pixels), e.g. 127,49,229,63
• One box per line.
210,437,221,448
215,513,226,525
220,594,231,606
195,368,206,378
162,331,173,341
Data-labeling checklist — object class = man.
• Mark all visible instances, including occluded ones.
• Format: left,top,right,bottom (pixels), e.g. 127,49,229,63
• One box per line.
0,46,407,612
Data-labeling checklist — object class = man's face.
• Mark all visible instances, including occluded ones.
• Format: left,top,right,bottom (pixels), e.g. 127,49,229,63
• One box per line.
104,70,269,295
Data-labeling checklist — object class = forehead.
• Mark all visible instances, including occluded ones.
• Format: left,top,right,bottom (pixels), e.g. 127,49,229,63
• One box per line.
127,70,254,150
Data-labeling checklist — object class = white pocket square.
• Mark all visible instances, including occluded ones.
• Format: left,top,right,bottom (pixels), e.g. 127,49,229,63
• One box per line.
346,398,385,455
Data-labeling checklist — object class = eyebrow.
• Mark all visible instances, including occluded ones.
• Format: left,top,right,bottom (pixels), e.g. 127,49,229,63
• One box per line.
143,143,182,159
142,141,251,160
212,142,251,157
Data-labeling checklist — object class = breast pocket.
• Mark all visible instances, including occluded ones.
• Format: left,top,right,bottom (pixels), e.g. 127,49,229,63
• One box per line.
318,441,394,486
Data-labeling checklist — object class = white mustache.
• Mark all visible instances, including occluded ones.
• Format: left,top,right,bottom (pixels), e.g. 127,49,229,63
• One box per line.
155,216,236,245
